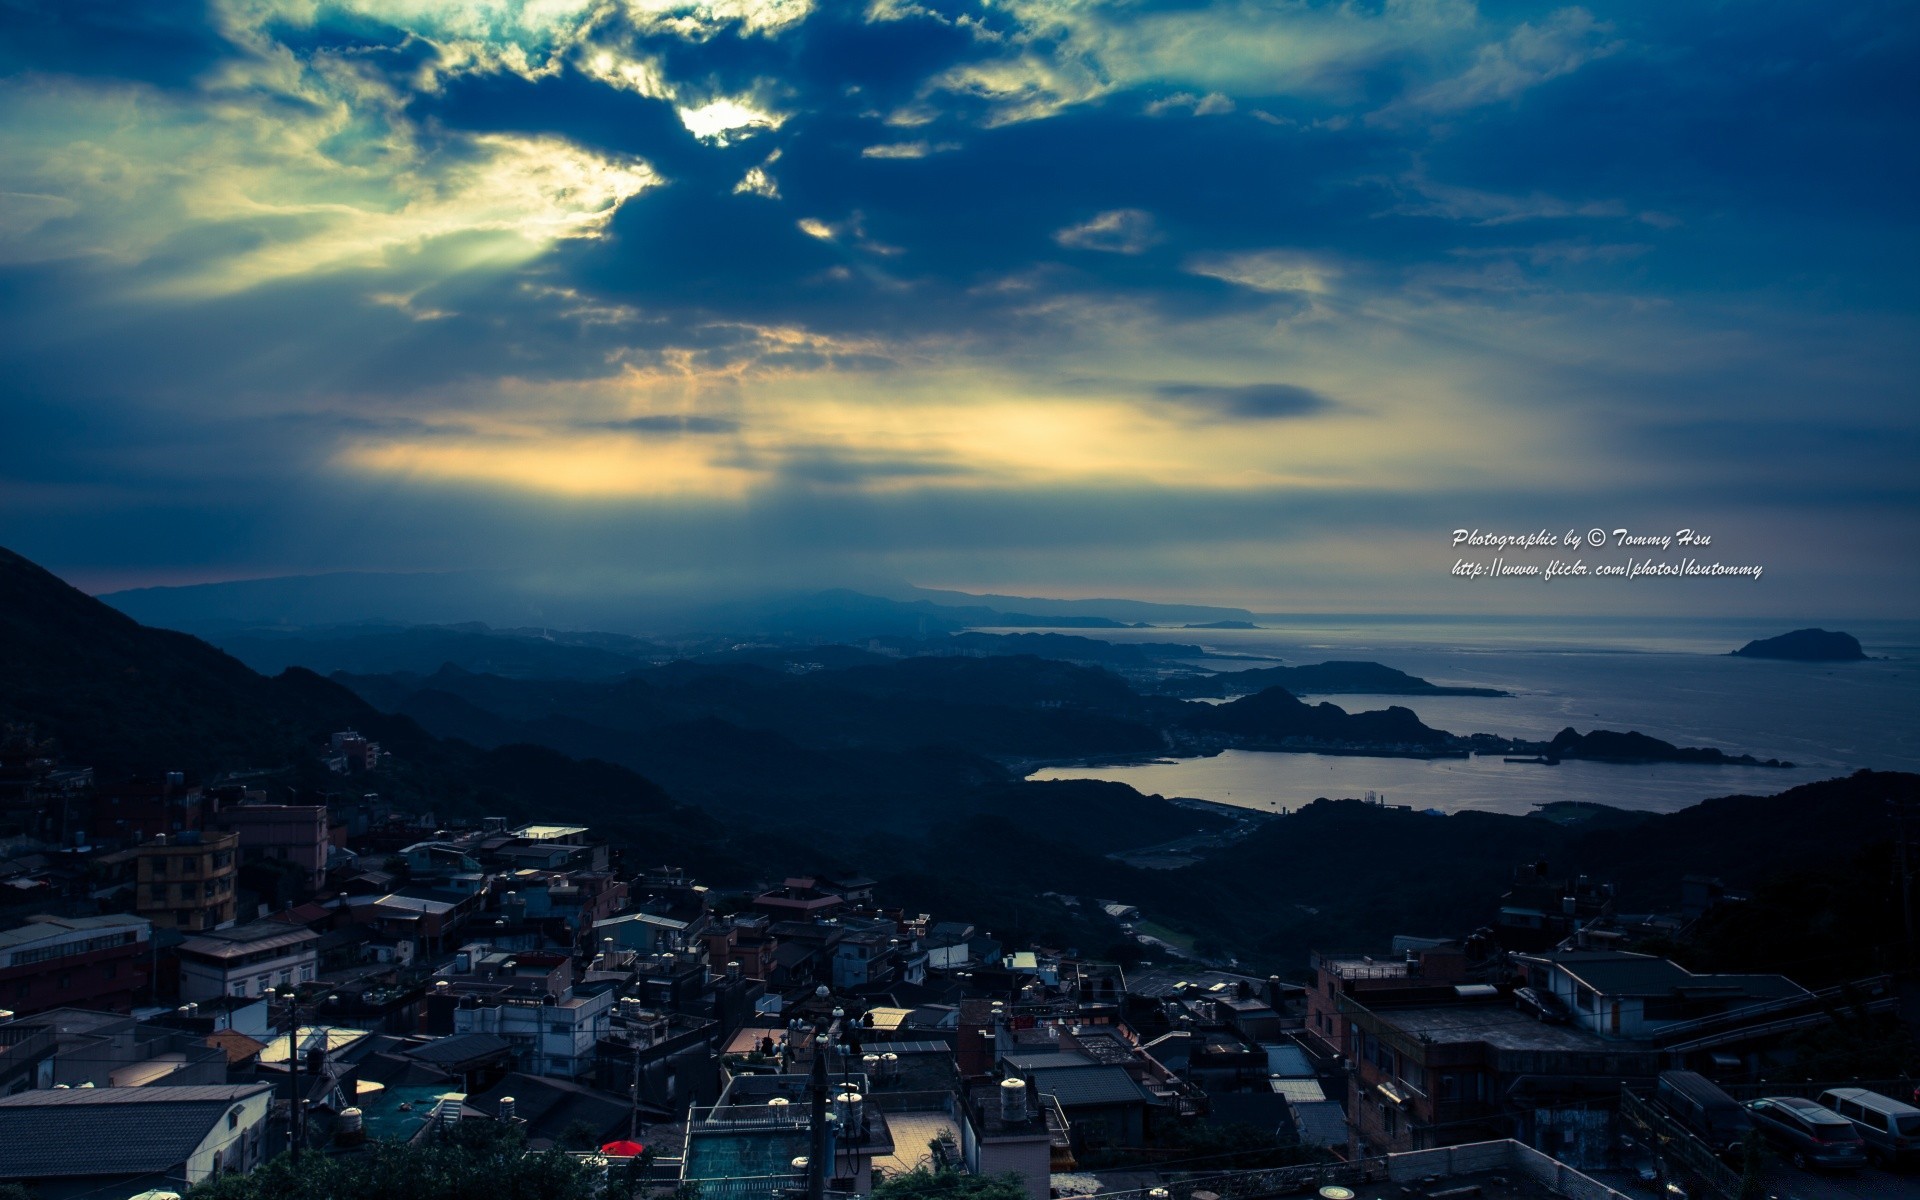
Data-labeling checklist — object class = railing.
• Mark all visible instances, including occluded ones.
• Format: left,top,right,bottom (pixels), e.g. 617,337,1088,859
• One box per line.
1618,1088,1741,1200
689,1102,809,1131
1084,1159,1365,1200
1652,974,1895,1049
673,1172,806,1199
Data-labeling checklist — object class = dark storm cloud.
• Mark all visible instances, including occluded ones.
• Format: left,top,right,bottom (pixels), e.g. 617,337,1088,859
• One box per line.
0,0,1915,613
1150,383,1334,422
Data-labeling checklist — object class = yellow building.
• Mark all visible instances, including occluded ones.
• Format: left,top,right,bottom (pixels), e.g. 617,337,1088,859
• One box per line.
134,830,239,932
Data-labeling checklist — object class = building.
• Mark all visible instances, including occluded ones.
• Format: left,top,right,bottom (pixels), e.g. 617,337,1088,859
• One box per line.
0,1082,273,1198
959,1078,1070,1200
1513,950,1809,1040
1304,943,1476,1065
90,774,202,847
434,948,618,1079
208,804,332,892
0,914,151,1015
1335,982,1661,1156
681,1070,896,1197
176,921,319,1001
134,831,238,932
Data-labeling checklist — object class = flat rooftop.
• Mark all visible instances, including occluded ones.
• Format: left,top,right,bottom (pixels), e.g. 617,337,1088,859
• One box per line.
1368,1003,1622,1052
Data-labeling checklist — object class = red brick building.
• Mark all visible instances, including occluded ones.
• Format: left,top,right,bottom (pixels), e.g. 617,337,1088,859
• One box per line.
0,914,152,1015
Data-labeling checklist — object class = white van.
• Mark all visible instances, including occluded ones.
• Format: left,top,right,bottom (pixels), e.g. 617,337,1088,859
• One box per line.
1816,1087,1920,1168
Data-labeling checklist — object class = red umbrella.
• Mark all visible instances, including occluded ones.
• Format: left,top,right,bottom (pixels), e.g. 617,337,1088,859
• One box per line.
599,1140,647,1158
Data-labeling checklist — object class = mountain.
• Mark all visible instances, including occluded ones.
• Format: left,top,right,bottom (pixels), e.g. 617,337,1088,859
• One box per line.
0,546,385,776
0,546,698,856
102,572,1249,641
1732,628,1867,661
209,624,667,680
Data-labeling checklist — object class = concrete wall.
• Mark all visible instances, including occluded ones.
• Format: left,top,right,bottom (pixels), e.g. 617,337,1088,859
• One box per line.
184,1090,272,1183
1385,1140,1631,1200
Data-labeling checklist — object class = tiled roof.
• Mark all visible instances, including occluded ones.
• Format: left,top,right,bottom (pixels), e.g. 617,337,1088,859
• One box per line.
1028,1065,1152,1109
403,1033,512,1066
1291,1100,1348,1146
204,1030,268,1064
0,1084,270,1178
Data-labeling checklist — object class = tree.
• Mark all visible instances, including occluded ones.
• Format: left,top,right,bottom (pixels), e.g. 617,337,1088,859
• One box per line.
870,1166,1030,1200
186,1121,596,1200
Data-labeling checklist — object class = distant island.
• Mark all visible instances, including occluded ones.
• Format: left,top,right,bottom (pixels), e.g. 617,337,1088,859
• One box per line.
1183,620,1260,629
1156,660,1511,699
1536,727,1794,768
1732,628,1866,661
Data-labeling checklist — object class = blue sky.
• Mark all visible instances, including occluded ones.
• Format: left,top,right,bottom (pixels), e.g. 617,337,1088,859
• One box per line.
2,0,1915,615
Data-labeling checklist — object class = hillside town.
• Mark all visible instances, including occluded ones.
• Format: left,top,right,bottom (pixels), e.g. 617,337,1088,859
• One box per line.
0,736,1914,1200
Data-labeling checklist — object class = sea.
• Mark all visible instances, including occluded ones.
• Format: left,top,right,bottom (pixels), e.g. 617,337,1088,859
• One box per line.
1018,616,1920,817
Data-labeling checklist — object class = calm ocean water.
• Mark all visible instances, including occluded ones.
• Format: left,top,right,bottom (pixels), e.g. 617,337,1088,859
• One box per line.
1020,616,1920,816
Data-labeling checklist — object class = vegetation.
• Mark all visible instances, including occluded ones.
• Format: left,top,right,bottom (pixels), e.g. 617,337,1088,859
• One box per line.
185,1124,596,1200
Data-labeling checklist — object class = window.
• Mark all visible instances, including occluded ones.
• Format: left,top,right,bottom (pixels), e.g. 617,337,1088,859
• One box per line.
232,982,248,997
229,1110,241,1130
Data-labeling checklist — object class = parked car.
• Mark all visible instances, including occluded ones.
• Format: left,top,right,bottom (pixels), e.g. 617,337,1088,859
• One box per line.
1816,1087,1920,1168
1746,1096,1867,1170
1514,986,1570,1024
1654,1071,1752,1156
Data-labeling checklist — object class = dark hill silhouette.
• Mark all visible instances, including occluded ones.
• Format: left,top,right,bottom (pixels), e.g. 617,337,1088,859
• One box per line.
1180,686,1452,748
1732,628,1866,661
0,545,675,828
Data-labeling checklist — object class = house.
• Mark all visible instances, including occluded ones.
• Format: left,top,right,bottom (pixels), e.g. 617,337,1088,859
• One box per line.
1026,1063,1158,1147
434,951,618,1080
0,1082,272,1198
31,1008,227,1089
959,1078,1070,1200
345,889,484,957
0,913,151,1015
175,920,319,1001
1513,950,1809,1040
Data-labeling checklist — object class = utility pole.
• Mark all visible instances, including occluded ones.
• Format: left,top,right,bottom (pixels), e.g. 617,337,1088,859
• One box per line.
628,1025,642,1141
808,1020,828,1200
279,987,303,1161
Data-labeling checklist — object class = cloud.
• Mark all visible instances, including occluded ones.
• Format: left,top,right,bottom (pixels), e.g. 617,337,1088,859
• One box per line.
1398,7,1622,114
1144,91,1234,116
1185,250,1337,295
860,141,959,159
595,415,743,434
1054,209,1162,255
1151,382,1333,421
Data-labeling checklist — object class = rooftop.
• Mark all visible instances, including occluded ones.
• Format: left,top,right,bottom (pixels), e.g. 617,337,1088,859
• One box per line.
1363,1001,1624,1052
1028,1064,1153,1108
1524,951,1806,1002
0,912,147,948
0,1084,272,1179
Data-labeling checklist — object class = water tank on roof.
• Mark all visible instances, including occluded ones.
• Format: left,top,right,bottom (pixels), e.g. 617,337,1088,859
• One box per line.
999,1078,1027,1123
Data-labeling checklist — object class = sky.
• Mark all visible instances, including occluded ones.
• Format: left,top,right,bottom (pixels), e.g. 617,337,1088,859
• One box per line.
1,0,1916,617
